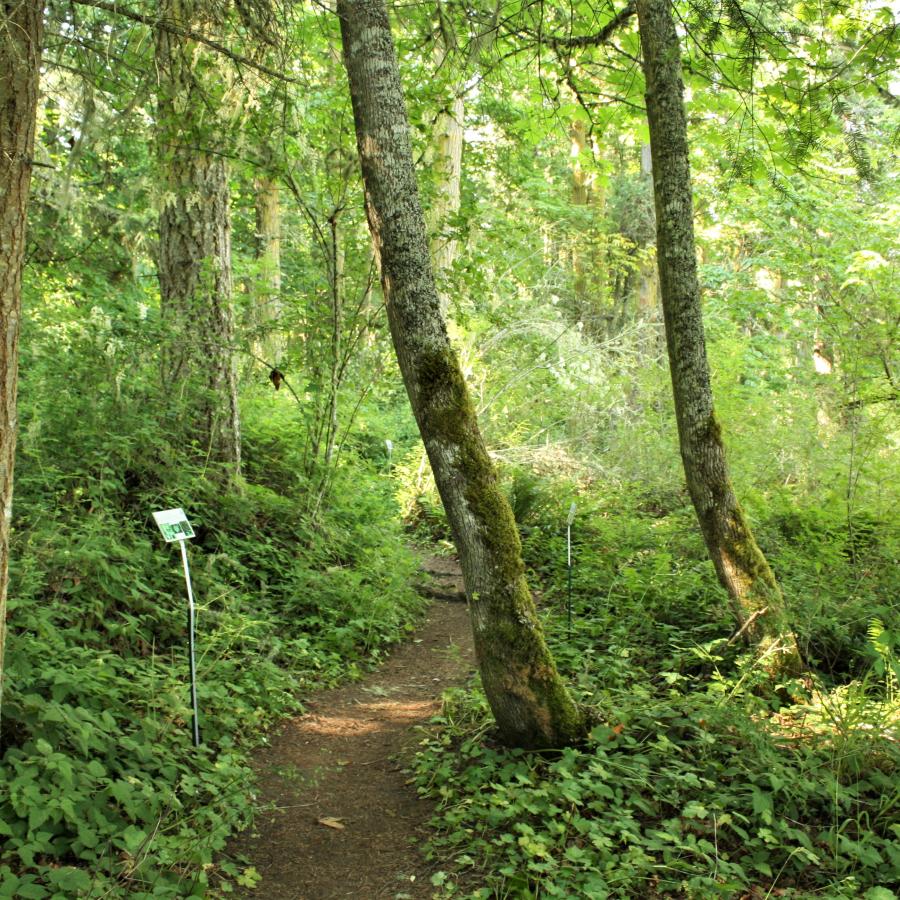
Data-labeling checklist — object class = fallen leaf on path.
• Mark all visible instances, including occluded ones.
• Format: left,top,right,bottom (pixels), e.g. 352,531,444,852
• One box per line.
317,817,346,831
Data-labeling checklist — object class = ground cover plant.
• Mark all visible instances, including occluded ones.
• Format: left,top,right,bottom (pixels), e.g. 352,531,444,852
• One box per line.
414,475,900,898
0,0,897,896
0,285,424,896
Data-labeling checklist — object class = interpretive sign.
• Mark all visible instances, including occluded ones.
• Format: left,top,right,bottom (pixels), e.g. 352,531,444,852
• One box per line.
153,508,195,543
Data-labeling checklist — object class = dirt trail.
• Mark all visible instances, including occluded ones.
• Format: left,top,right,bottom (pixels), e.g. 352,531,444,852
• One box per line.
230,556,474,899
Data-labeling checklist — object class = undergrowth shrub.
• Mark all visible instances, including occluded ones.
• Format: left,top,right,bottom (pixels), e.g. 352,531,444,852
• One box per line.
414,474,900,899
1,289,425,897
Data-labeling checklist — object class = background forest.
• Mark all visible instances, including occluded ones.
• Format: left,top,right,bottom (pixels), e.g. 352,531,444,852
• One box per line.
0,0,898,897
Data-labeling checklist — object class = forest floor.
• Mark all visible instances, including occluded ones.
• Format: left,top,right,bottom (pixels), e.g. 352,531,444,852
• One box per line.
229,555,475,899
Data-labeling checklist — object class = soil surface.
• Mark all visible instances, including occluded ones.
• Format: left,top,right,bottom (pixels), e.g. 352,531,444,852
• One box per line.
230,555,475,899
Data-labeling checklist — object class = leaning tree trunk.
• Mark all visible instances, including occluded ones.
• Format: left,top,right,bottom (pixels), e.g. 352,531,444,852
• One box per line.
0,0,42,722
636,0,801,673
337,0,584,749
155,0,241,473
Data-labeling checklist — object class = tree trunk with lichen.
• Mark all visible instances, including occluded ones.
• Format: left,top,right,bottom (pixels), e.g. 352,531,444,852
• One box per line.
337,0,584,748
570,119,591,319
636,0,800,673
0,0,42,721
155,0,241,473
423,32,464,318
253,174,284,364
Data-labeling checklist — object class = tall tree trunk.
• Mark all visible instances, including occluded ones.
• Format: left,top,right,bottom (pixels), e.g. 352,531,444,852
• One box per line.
0,0,43,720
570,120,591,321
324,211,343,467
253,174,284,364
337,0,584,748
425,3,501,315
425,87,463,316
423,17,466,318
155,0,241,473
636,0,800,672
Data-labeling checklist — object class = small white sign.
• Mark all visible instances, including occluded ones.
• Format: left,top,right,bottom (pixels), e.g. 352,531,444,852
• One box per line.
153,508,195,542
567,502,577,526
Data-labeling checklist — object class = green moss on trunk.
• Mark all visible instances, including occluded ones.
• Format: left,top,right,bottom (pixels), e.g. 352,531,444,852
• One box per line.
338,0,585,747
415,348,585,747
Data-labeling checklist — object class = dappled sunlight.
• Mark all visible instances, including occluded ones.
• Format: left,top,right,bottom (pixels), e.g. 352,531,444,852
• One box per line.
2,0,896,895
301,698,439,737
771,684,900,752
302,714,385,737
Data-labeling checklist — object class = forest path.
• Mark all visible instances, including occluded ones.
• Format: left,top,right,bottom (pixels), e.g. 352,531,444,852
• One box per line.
230,555,474,899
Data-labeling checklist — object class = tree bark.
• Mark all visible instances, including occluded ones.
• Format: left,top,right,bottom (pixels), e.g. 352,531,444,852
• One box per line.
324,211,343,467
337,0,584,748
424,47,464,318
155,0,241,473
253,174,284,364
636,0,801,673
0,0,43,720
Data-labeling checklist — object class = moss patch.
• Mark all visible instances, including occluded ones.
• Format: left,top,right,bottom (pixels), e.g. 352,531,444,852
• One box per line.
414,345,586,747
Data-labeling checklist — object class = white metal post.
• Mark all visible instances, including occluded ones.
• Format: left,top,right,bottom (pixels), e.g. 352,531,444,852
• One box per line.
566,503,576,634
179,538,201,747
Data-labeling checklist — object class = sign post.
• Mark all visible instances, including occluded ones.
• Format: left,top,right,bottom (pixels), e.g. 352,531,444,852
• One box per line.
566,502,577,634
152,508,201,747
385,438,393,472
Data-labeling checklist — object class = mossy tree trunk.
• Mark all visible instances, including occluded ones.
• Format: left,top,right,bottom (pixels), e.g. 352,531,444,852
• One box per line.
337,0,585,748
636,0,801,673
0,0,43,720
155,0,241,473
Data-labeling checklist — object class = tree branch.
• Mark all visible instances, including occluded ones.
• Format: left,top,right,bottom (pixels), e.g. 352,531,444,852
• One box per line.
68,0,297,83
545,1,637,49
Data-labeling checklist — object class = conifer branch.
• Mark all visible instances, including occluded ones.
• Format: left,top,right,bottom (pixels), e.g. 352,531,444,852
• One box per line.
68,0,296,83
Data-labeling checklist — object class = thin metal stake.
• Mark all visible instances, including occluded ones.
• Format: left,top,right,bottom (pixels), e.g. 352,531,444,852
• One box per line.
179,538,201,747
566,502,576,635
567,522,573,634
